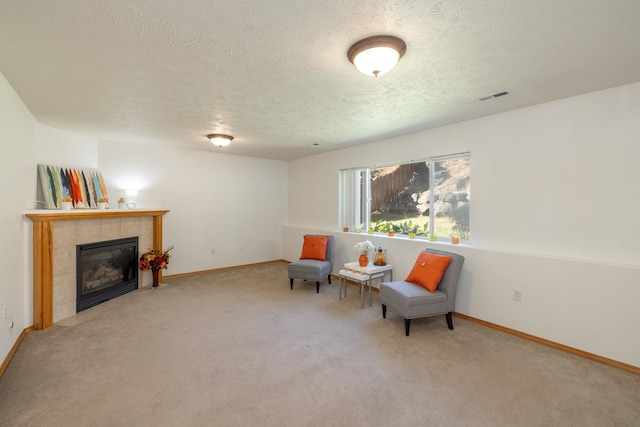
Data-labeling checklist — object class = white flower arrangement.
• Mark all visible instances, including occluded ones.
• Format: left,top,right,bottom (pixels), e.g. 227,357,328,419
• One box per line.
354,240,375,256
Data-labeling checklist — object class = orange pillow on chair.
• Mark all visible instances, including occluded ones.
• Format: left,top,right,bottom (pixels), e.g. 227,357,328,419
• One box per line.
405,252,452,293
300,235,328,261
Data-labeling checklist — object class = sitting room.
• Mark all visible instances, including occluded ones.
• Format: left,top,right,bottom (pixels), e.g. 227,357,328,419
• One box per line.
1,1,639,425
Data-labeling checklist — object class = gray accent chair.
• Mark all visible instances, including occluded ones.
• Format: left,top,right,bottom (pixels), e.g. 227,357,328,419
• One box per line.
288,235,335,293
380,248,464,336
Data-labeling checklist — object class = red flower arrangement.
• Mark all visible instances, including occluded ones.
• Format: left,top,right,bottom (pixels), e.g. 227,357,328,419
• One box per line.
139,245,174,271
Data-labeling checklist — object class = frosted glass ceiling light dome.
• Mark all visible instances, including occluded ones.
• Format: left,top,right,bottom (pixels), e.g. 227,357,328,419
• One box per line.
347,35,407,77
207,134,233,147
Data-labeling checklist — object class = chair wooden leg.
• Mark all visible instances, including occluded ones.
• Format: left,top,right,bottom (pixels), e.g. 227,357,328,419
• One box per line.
405,318,411,336
316,282,320,293
290,278,294,290
446,312,454,330
327,275,332,284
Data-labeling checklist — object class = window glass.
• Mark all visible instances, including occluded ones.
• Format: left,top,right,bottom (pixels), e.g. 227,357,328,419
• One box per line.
432,158,470,239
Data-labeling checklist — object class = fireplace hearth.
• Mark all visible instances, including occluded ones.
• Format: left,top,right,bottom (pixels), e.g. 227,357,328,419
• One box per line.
76,237,139,312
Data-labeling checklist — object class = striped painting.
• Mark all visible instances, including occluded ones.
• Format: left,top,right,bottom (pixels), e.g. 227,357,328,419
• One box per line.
37,164,109,209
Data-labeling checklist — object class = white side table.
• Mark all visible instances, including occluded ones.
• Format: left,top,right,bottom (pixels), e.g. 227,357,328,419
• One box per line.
339,262,393,308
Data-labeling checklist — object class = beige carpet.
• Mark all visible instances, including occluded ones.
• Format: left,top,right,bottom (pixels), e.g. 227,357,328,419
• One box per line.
1,262,638,426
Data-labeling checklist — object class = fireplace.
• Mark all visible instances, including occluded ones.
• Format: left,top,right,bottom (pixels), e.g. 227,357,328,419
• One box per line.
26,209,168,329
76,237,139,312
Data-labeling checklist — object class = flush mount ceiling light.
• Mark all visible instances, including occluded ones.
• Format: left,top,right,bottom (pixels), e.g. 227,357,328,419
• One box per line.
207,134,233,147
347,35,407,77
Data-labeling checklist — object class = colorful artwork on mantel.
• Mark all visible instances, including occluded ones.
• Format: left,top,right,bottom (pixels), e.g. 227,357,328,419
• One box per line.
37,164,109,209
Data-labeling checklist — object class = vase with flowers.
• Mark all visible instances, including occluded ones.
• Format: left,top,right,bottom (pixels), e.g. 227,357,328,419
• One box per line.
354,240,375,267
138,245,174,288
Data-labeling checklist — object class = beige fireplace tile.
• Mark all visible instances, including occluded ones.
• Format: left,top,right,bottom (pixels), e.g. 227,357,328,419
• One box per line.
139,269,152,287
53,273,76,323
138,221,154,249
99,218,122,240
54,222,76,248
138,238,153,252
53,245,76,277
76,219,101,245
120,217,141,238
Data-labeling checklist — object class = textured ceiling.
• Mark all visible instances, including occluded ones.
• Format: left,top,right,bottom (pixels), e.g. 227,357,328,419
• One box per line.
1,0,640,160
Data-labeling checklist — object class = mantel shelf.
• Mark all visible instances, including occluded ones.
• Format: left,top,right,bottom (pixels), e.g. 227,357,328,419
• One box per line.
25,209,170,222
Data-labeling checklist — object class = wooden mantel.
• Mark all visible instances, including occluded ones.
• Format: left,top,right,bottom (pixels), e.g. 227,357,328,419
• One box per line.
25,209,169,330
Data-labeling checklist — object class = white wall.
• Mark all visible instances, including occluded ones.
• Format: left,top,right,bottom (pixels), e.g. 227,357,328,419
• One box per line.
98,141,288,275
285,82,640,367
35,125,98,167
0,72,37,363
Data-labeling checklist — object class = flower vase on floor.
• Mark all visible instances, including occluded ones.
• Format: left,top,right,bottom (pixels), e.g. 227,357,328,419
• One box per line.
152,270,159,288
139,245,173,289
359,254,369,267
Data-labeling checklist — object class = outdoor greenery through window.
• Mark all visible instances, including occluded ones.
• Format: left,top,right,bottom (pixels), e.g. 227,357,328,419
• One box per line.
340,153,470,241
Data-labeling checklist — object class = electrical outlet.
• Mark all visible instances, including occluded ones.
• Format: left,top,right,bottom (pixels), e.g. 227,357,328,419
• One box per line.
3,306,7,322
7,314,14,332
513,289,522,301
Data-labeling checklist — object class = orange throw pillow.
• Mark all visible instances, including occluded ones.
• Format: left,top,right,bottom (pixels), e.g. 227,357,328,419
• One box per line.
300,235,328,261
405,252,452,293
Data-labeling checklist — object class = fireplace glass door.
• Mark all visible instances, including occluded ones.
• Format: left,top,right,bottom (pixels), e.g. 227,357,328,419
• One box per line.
76,237,138,312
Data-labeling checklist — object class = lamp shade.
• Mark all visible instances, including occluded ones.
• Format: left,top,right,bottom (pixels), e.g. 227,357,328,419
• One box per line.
348,35,406,77
207,134,233,147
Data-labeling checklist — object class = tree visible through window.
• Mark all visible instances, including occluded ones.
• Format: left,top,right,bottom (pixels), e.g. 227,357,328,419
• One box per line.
340,154,470,241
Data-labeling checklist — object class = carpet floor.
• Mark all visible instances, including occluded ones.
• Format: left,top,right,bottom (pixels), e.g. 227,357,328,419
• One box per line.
0,262,638,426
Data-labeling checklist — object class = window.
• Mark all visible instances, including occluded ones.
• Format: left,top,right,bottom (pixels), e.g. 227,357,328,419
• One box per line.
340,153,470,241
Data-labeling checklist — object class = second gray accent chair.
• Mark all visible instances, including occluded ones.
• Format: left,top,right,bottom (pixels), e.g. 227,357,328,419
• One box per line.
380,248,464,336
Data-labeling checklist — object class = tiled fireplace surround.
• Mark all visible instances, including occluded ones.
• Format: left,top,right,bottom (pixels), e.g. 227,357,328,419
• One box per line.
26,210,169,329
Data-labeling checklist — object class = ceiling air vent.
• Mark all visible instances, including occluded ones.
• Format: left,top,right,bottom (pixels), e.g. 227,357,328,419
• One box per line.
479,90,510,101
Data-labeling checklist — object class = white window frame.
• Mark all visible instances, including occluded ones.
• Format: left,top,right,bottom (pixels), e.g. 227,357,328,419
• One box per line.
340,152,470,240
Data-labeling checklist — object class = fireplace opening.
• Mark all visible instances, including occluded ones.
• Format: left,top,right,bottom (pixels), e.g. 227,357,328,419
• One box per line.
76,237,138,313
